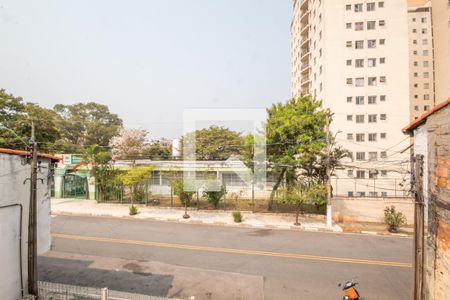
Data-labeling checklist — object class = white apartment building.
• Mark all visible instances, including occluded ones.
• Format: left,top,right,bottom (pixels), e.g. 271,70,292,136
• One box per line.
408,1,435,120
432,0,450,103
291,0,411,197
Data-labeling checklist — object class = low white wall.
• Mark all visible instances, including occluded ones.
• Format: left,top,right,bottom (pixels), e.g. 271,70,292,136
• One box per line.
331,197,414,224
0,153,53,300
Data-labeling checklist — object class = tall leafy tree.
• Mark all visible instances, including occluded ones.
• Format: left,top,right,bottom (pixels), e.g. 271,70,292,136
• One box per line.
54,102,122,152
143,139,172,160
180,126,244,160
109,128,148,160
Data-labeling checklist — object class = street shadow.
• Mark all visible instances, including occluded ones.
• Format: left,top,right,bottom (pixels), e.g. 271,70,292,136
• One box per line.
38,256,174,296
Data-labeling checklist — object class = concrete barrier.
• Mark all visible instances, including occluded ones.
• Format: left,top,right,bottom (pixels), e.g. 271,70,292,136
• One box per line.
331,197,414,224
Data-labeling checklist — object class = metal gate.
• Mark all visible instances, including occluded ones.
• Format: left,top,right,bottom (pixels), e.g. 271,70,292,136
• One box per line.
62,174,88,199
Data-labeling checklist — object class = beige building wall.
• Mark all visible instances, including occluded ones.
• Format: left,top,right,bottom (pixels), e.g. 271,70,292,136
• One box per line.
408,1,435,120
432,0,450,102
291,0,411,197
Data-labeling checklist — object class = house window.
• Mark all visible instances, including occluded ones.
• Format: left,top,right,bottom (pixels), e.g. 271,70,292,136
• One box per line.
380,151,387,158
368,77,377,86
369,152,378,161
368,96,377,104
367,3,375,11
380,114,387,121
368,58,376,67
347,115,353,121
356,59,364,68
356,152,366,160
347,59,352,66
356,115,365,123
368,114,377,123
380,132,386,139
347,133,353,140
355,22,364,31
356,170,365,178
356,133,365,142
368,133,377,141
347,96,353,103
356,96,364,105
368,40,376,48
355,78,365,86
355,3,363,12
355,40,364,49
367,21,376,30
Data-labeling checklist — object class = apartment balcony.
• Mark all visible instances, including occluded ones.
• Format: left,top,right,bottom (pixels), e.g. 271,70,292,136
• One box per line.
300,37,309,48
301,63,310,73
301,76,311,85
300,24,310,35
300,9,310,25
300,50,310,62
300,0,308,10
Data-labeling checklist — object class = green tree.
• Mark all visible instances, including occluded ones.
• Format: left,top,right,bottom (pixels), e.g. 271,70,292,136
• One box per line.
82,144,120,202
277,183,326,226
143,139,172,160
180,126,244,160
171,179,195,206
54,102,122,152
265,96,327,209
119,165,154,204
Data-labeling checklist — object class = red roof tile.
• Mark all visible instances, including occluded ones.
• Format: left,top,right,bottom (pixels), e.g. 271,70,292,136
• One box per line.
0,148,62,161
402,97,450,133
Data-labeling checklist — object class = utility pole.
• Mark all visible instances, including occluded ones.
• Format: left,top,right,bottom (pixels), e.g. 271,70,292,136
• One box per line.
27,121,38,297
325,109,333,228
413,154,425,300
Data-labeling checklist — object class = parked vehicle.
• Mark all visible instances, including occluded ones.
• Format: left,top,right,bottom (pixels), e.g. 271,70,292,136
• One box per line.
338,279,361,300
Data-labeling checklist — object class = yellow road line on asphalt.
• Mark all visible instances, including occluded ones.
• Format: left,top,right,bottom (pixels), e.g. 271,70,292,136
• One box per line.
52,233,412,268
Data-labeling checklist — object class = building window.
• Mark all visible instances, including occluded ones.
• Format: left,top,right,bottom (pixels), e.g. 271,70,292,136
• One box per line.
347,133,353,140
380,57,386,64
346,59,352,66
414,61,418,66
346,4,351,11
356,77,365,86
380,132,386,139
381,170,387,176
356,170,365,178
368,77,377,86
421,17,427,23
379,38,385,45
367,2,376,11
356,59,364,68
348,191,354,197
414,72,418,77
356,96,364,105
356,152,366,160
346,41,353,47
380,151,387,158
379,20,385,26
356,133,365,142
424,72,429,78
380,114,387,121
380,95,386,101
414,105,419,111
347,96,353,103
424,105,430,111
368,96,377,104
347,115,353,121
357,191,366,197
355,3,363,12
368,114,377,123
347,170,354,177
421,28,427,34
368,58,376,67
368,40,376,48
369,152,378,161
381,192,387,197
355,40,364,49
414,83,419,88
423,50,429,56
423,61,429,67
356,115,365,123
424,83,430,89
412,29,417,33
378,2,384,8
346,78,353,85
355,22,364,31
368,133,377,142
367,21,376,30
413,50,417,55
346,22,352,29
423,39,428,45
424,94,430,100
380,76,386,83
413,40,417,45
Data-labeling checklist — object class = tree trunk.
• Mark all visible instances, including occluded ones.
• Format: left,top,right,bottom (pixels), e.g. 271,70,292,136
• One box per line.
268,167,287,211
294,207,300,226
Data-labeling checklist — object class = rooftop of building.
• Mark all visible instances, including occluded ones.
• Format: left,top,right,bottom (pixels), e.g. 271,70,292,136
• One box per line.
402,97,450,133
0,148,62,161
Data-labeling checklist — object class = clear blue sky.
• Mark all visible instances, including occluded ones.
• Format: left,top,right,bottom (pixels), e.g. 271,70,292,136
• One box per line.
0,0,292,139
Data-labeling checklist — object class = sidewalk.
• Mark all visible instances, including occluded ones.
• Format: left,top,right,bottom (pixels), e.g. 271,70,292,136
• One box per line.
51,198,343,233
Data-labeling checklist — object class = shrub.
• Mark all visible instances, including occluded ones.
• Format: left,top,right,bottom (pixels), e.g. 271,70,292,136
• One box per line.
129,205,138,216
384,205,406,232
171,179,195,206
232,211,242,223
204,184,226,209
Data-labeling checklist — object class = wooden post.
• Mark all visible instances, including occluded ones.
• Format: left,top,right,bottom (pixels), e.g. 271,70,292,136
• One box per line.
414,154,425,300
28,122,38,297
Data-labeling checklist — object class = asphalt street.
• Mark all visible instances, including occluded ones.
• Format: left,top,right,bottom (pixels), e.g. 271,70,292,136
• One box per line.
40,215,413,299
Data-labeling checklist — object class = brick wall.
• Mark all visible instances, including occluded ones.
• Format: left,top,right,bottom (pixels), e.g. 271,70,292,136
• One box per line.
423,104,450,299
